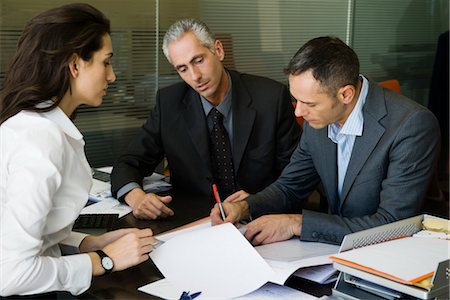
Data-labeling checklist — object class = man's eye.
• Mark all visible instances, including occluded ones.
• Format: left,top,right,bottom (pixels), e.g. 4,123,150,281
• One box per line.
195,58,203,64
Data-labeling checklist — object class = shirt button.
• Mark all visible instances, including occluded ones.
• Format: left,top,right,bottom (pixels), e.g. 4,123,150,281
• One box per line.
311,232,318,239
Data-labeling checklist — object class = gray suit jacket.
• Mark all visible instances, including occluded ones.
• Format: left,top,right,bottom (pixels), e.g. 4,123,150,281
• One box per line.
111,70,301,198
246,80,440,244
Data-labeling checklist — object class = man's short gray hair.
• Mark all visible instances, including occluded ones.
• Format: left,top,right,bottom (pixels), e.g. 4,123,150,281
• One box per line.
162,18,215,64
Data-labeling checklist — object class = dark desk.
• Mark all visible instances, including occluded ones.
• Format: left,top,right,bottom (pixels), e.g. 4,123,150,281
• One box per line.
79,190,333,299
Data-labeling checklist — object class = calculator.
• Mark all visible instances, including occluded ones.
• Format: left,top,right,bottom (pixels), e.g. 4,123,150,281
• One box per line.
73,213,118,230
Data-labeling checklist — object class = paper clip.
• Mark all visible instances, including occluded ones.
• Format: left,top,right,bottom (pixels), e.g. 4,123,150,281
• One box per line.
179,291,202,300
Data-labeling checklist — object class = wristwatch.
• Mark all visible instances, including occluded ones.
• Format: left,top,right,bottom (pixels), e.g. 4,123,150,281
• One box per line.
95,250,114,274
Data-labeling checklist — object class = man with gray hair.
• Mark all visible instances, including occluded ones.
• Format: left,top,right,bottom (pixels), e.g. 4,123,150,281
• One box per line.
111,19,301,220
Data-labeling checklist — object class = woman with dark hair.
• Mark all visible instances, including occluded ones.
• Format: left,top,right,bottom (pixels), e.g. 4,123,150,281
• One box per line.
0,3,154,297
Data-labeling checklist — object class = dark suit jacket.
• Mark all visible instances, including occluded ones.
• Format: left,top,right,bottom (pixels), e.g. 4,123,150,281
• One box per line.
111,70,301,198
247,80,441,244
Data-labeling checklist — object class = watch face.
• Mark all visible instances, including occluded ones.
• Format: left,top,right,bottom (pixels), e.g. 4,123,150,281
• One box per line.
101,256,114,271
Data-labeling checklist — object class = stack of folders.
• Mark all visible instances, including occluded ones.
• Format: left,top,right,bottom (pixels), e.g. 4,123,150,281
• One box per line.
329,215,450,300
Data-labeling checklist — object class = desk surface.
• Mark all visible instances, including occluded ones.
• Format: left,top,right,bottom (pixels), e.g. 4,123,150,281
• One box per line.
79,190,333,299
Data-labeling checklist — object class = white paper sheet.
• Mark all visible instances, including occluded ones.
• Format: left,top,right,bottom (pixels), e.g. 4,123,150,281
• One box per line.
148,218,339,298
237,282,318,299
142,173,171,193
81,198,132,218
264,254,334,285
150,223,275,299
138,278,318,299
156,219,212,242
89,169,171,202
89,179,113,201
97,166,113,173
255,238,339,262
293,264,338,284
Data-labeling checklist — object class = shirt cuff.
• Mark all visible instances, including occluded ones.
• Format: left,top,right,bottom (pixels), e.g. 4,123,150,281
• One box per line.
117,182,141,201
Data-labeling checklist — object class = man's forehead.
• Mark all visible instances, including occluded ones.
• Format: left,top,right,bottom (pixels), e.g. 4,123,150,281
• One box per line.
169,44,209,66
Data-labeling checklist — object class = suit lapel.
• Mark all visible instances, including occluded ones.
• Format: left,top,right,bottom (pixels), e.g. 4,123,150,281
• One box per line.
229,71,256,172
316,127,339,213
181,89,212,172
339,82,387,207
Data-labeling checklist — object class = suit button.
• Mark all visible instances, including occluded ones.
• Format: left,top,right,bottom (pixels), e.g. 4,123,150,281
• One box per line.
311,232,318,239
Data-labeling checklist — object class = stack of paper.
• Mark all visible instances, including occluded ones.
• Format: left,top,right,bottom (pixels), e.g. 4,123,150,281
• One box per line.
138,279,317,299
85,168,171,218
141,219,339,299
89,168,171,202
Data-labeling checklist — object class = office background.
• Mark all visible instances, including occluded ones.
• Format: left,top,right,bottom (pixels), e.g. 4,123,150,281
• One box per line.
0,0,448,169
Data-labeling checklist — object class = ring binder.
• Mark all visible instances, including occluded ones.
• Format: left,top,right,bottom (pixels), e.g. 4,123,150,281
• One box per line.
330,214,450,299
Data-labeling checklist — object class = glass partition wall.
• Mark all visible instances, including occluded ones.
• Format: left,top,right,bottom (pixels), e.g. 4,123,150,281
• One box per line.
0,0,448,167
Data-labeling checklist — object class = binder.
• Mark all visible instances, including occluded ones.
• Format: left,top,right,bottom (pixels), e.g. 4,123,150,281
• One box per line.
330,215,449,299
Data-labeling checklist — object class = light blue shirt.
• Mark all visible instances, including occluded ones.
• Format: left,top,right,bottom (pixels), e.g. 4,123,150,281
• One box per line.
328,75,368,199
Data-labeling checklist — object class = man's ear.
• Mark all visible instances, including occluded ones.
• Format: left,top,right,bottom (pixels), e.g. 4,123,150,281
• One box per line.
214,39,225,62
339,85,356,105
68,54,80,78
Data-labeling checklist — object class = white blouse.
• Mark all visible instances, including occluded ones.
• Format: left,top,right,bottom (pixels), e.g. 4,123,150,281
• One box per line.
1,107,93,296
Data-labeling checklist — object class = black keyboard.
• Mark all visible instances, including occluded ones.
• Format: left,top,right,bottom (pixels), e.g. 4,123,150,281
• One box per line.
92,169,111,182
73,213,118,230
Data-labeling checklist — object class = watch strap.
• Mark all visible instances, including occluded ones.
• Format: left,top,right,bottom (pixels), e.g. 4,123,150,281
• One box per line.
95,249,113,274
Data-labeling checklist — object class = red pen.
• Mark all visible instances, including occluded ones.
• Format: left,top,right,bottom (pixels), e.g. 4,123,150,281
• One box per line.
212,184,226,220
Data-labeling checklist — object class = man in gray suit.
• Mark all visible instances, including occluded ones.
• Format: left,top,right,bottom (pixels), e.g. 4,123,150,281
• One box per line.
211,36,440,245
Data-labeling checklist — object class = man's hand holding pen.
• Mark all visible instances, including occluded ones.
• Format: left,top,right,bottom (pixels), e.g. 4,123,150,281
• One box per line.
210,190,251,226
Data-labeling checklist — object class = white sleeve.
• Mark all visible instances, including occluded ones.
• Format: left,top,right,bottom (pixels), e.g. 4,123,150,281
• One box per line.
61,231,89,248
0,129,92,296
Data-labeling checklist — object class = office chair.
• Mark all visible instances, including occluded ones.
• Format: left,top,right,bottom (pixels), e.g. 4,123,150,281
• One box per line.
377,79,448,218
378,79,401,94
291,101,304,127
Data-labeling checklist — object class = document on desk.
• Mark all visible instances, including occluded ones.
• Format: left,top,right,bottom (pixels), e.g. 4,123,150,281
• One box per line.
138,278,318,299
150,223,274,299
80,199,132,218
256,239,339,285
330,236,450,285
89,167,171,202
146,219,339,299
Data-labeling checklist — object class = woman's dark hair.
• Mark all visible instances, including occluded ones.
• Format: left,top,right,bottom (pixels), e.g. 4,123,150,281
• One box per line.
0,3,110,123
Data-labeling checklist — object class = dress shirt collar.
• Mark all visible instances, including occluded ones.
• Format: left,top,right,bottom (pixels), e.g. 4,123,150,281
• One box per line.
328,75,368,139
200,71,232,119
41,106,84,141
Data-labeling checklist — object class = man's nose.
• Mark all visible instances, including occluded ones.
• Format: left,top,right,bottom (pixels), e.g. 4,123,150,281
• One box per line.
295,101,307,117
189,66,201,82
